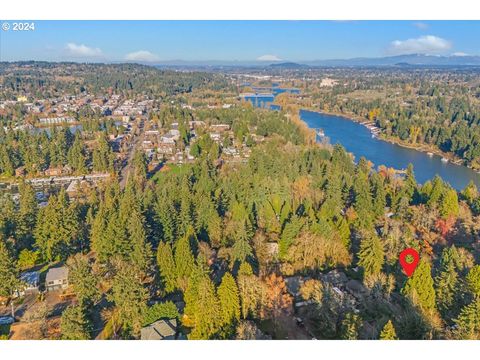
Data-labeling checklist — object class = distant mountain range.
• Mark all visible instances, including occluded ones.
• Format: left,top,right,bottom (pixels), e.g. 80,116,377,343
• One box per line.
303,54,480,67
151,54,480,68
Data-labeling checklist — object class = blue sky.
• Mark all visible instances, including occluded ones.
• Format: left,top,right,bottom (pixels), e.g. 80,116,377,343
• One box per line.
1,21,479,63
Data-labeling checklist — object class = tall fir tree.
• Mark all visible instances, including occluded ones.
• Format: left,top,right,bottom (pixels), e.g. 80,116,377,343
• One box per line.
379,320,398,340
15,181,38,248
67,134,87,174
340,312,361,340
357,231,385,278
127,208,152,274
370,172,386,219
401,259,436,312
453,299,480,340
0,239,18,297
466,265,480,299
108,260,149,337
231,224,253,267
156,241,177,294
435,248,460,316
67,254,100,307
440,188,459,219
183,269,220,339
403,163,418,203
217,272,241,331
34,189,80,261
353,159,374,229
92,133,114,173
174,227,197,291
61,305,92,340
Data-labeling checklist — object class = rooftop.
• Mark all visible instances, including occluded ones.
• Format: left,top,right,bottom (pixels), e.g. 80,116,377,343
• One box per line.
141,319,177,340
45,266,69,282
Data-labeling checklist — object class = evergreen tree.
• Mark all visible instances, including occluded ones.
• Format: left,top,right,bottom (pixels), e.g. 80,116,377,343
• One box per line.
67,134,87,174
371,172,386,218
34,189,80,261
156,241,177,294
440,189,459,218
108,260,149,337
61,305,92,340
466,265,480,299
0,143,14,176
379,320,398,340
0,239,18,297
320,167,344,220
435,248,460,316
353,159,374,229
237,262,262,319
132,149,147,183
401,259,436,312
67,254,100,307
231,224,253,266
184,270,220,339
174,227,197,291
453,299,480,340
461,180,478,204
0,196,16,240
357,231,385,278
49,127,72,167
127,208,152,274
155,198,177,244
90,204,112,262
403,163,418,203
217,272,241,331
92,133,114,172
427,175,444,208
177,178,195,237
340,312,361,340
15,181,37,248
279,215,304,259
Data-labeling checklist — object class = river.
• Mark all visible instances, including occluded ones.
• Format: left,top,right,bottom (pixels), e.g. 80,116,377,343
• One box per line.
300,110,480,190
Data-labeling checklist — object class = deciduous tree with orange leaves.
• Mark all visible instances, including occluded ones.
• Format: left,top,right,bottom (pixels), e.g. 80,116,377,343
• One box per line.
261,273,293,330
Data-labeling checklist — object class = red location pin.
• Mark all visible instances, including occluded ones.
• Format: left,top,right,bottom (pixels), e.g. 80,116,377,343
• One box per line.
399,248,420,277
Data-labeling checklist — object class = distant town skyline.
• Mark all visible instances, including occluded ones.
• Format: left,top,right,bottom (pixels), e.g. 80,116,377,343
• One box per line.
1,20,480,63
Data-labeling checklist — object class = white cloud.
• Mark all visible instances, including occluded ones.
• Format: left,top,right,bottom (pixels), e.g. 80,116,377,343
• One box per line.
452,52,469,57
388,35,452,55
125,50,160,62
257,54,282,62
413,22,429,30
65,43,103,57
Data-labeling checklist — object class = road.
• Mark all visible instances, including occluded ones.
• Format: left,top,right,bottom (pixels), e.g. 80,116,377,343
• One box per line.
119,118,144,189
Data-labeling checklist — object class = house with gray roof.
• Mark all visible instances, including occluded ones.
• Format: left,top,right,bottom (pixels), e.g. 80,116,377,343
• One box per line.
45,266,69,292
141,319,177,340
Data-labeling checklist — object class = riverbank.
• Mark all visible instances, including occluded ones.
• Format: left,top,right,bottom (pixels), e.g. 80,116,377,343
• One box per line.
300,106,477,172
297,108,480,190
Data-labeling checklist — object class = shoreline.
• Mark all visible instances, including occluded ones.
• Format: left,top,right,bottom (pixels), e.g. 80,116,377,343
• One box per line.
298,107,477,172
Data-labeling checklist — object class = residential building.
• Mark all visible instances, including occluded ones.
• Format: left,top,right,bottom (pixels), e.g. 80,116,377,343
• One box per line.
141,319,177,340
45,266,69,292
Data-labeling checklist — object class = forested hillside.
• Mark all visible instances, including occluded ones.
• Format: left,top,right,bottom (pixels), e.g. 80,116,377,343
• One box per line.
1,103,479,339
